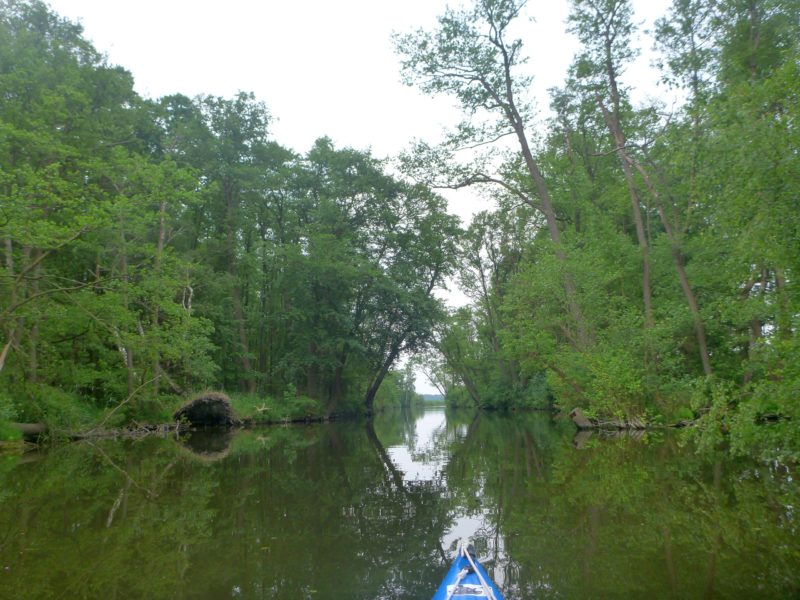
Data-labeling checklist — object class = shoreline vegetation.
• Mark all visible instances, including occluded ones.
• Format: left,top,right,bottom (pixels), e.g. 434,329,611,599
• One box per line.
1,390,391,447
1,1,799,461
2,393,701,451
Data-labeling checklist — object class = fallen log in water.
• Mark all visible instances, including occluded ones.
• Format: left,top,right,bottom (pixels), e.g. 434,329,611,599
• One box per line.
569,408,699,430
10,422,47,440
573,428,649,448
569,408,650,430
569,408,594,429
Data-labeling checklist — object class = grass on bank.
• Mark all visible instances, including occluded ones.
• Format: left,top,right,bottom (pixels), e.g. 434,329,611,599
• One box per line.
226,391,326,423
3,379,415,439
0,391,22,443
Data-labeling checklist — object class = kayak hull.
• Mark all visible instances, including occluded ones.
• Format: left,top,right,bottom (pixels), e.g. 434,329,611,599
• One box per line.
431,552,505,600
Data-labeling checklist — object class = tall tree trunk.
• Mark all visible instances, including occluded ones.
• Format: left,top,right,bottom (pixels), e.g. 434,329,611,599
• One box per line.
483,43,590,349
1,238,17,374
364,266,442,412
28,249,41,383
0,336,12,374
598,30,655,329
152,200,166,398
306,341,319,399
19,246,32,382
2,149,19,374
460,372,483,408
598,7,713,375
437,342,483,408
119,225,136,397
232,292,255,393
632,162,713,376
224,179,255,392
597,97,654,329
257,255,269,395
476,262,515,386
743,268,768,384
364,338,405,414
512,117,589,348
774,268,791,340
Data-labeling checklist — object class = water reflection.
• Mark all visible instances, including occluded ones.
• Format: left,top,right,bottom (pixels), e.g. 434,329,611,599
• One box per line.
179,428,235,461
0,409,797,599
381,409,502,574
386,408,448,483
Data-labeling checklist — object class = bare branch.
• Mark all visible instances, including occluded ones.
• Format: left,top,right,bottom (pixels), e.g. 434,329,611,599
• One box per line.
452,129,515,151
590,144,631,157
434,172,541,212
0,278,109,323
92,375,161,431
13,225,91,287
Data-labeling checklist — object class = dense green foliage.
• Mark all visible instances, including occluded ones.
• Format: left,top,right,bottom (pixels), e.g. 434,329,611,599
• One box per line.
398,0,800,459
0,0,455,428
1,0,797,461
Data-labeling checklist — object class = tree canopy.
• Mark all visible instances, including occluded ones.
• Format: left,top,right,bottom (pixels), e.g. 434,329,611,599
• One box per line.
0,0,455,428
398,0,800,460
1,0,798,460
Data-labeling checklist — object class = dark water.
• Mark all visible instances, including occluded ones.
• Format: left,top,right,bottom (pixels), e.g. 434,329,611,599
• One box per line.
0,408,797,599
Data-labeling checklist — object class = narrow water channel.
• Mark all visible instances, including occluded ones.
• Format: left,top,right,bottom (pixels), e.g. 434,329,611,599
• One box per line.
0,407,797,599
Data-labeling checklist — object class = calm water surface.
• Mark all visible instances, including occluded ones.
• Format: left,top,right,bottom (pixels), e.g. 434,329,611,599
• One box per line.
0,407,797,599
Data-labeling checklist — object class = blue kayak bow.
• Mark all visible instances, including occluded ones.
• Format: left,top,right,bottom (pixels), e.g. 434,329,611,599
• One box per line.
432,540,505,600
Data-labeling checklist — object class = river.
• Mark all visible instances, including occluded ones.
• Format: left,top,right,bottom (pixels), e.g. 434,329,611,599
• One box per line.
0,407,797,599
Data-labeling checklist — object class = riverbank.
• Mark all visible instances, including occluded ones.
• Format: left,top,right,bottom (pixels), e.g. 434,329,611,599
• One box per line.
567,407,695,431
1,389,418,446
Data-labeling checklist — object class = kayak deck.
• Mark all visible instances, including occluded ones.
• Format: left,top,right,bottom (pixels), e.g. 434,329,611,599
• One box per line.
432,542,505,600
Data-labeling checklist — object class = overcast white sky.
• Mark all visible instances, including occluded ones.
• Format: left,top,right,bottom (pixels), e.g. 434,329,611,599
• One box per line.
47,0,673,162
46,0,674,393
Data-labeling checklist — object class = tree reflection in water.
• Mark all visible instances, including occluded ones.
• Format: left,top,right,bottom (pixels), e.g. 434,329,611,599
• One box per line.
0,409,796,599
